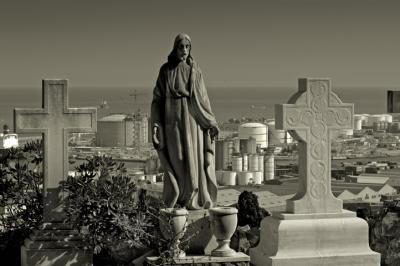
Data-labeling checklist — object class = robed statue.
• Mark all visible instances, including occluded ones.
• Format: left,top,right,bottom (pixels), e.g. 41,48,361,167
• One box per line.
151,34,219,210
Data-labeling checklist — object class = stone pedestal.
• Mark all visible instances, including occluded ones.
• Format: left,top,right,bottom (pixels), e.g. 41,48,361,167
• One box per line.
250,211,380,266
21,223,92,266
185,209,218,255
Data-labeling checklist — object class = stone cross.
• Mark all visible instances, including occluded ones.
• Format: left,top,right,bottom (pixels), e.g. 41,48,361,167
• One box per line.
14,79,97,222
275,78,353,214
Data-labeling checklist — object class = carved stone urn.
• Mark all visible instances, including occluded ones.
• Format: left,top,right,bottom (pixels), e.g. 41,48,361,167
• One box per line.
209,207,238,257
159,208,189,258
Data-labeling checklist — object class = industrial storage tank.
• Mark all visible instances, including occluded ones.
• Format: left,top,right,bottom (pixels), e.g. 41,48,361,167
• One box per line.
222,171,237,186
240,137,257,154
232,155,243,172
252,171,263,185
238,171,253,186
223,138,234,170
215,140,224,171
242,153,248,171
248,154,259,171
360,114,369,126
264,153,275,180
353,115,364,130
232,137,241,154
239,123,268,149
391,122,400,132
367,114,386,127
384,114,393,123
267,120,286,146
258,154,264,174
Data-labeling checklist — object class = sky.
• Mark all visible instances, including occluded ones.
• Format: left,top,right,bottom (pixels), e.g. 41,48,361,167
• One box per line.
1,0,400,89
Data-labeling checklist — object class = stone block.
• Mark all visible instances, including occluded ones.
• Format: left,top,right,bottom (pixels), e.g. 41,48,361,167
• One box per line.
21,222,93,266
21,246,92,266
250,211,380,266
184,209,218,255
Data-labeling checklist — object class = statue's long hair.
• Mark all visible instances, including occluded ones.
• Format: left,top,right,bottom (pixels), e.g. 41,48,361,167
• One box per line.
167,33,194,67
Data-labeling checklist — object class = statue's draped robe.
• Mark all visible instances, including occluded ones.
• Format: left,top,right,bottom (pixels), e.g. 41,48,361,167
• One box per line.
151,61,218,209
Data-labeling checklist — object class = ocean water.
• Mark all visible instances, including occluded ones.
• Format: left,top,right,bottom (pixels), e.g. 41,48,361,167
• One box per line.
0,87,389,131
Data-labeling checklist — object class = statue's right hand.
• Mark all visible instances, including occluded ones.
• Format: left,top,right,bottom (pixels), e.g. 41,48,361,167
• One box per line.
153,126,160,145
152,125,164,150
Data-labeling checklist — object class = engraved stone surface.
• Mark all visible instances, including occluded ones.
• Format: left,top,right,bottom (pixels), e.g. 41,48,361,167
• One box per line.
250,78,380,266
275,78,353,214
14,79,97,222
15,79,97,266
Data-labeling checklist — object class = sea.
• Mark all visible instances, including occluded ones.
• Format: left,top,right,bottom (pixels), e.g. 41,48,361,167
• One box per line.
0,86,390,130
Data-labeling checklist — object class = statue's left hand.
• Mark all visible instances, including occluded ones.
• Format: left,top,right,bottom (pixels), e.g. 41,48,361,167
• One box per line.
209,126,219,142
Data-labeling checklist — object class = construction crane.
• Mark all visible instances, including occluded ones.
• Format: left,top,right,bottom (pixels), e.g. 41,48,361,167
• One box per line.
98,98,109,109
129,89,147,105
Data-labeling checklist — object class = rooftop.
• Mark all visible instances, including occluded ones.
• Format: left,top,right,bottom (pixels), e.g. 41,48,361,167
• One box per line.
98,114,130,122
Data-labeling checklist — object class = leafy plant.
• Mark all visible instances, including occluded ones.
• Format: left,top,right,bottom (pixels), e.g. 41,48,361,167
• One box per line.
0,140,44,266
369,200,400,266
237,190,270,228
61,155,155,264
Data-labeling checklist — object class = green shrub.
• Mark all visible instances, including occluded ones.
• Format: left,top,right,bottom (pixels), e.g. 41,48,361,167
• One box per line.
61,155,156,263
0,140,44,266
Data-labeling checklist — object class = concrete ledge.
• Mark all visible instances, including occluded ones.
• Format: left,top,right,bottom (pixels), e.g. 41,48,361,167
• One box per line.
145,252,249,265
275,209,356,220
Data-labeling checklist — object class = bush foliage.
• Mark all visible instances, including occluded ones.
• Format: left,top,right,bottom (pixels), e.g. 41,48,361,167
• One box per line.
62,155,156,258
0,140,44,266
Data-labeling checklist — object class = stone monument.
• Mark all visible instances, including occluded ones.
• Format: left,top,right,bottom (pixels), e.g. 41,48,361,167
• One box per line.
250,78,380,265
16,79,97,266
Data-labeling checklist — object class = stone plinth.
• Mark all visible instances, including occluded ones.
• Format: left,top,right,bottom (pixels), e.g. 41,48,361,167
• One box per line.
145,252,249,266
250,210,380,266
21,223,92,266
185,209,218,255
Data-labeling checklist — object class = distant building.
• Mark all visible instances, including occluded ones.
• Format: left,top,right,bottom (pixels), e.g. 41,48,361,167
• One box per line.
345,175,389,185
388,90,400,113
132,109,149,148
238,122,268,149
96,114,134,147
336,184,397,203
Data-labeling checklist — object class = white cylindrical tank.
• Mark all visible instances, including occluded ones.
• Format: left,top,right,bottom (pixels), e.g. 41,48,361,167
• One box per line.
222,171,237,186
264,153,275,180
238,123,268,149
353,115,363,130
223,138,233,170
215,140,224,171
232,156,243,172
384,114,393,123
216,170,224,186
248,154,259,171
232,137,241,153
368,114,386,127
360,114,369,126
238,171,253,186
258,154,264,174
267,120,286,146
252,171,263,185
242,153,248,171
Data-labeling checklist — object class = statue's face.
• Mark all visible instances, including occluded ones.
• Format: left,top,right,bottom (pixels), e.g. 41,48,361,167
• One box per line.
176,39,190,62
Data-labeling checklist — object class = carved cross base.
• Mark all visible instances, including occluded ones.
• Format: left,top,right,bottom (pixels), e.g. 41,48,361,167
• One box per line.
250,211,380,266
